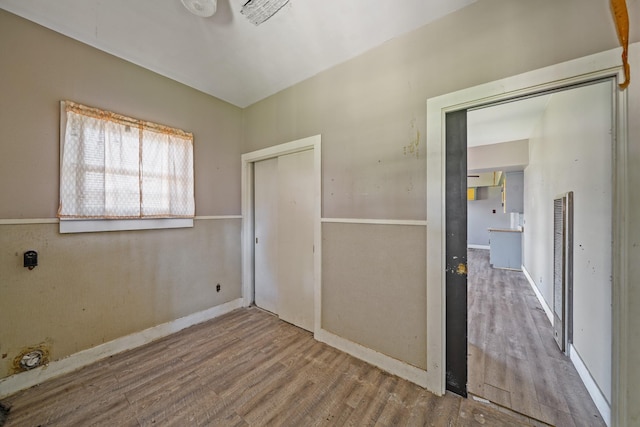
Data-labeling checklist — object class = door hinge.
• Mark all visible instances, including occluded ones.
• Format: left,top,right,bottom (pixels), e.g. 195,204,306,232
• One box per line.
255,237,258,244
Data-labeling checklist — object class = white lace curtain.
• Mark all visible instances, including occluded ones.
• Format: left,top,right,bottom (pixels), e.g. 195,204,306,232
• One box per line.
58,101,195,219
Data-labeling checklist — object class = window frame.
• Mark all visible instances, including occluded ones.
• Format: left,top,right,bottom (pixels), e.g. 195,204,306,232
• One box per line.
58,101,195,233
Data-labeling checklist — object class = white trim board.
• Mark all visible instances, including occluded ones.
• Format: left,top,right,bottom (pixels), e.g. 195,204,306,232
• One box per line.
0,298,243,399
522,265,553,325
0,216,240,226
0,218,59,225
315,328,428,388
570,344,611,427
59,218,194,233
195,215,242,220
467,244,490,250
321,218,426,226
241,135,322,335
426,45,628,425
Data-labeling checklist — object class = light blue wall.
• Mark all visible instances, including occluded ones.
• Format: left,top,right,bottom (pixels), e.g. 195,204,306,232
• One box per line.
467,186,510,247
505,171,524,213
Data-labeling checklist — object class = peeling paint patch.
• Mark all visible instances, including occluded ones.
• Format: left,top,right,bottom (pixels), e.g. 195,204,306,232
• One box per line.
456,263,467,275
12,344,50,373
446,262,468,276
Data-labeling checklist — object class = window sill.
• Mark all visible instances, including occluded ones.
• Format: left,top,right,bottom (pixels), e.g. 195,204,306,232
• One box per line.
59,218,194,234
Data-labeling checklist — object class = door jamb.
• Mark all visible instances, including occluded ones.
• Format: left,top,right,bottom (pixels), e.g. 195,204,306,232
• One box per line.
426,48,628,427
241,135,322,335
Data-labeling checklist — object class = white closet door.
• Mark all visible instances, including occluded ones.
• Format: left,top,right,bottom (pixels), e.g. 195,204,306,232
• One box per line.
254,157,279,314
277,149,315,331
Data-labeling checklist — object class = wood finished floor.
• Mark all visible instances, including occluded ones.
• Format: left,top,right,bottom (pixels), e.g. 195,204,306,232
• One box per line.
3,307,549,427
467,248,605,426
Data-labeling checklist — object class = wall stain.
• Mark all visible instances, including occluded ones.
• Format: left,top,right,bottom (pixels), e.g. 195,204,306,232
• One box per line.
403,118,421,159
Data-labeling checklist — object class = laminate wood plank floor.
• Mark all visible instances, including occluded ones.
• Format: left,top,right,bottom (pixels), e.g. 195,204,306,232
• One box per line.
4,307,548,427
467,248,605,426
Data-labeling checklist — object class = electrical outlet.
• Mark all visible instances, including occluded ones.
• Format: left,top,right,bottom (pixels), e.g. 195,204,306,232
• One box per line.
24,250,38,270
216,284,221,292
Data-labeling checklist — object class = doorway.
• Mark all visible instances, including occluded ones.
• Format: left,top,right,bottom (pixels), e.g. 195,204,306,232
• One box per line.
427,48,627,425
241,135,322,333
448,80,615,425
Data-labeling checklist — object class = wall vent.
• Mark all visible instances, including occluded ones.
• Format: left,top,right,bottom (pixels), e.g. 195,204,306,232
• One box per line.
553,192,573,354
241,0,289,25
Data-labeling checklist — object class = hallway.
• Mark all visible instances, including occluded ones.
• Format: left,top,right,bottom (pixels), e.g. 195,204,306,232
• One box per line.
467,248,606,426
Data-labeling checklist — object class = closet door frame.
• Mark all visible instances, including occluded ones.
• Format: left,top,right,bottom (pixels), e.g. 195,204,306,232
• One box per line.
241,135,322,334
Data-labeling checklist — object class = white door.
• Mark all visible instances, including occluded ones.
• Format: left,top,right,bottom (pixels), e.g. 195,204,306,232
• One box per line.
277,149,314,331
254,157,279,314
253,149,315,331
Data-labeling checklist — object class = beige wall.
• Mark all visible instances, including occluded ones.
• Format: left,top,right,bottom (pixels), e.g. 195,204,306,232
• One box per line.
0,10,243,379
243,0,631,219
322,223,426,369
0,220,241,376
0,10,242,218
242,0,640,421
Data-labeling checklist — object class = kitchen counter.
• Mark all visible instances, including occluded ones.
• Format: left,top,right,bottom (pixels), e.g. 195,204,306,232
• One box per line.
489,228,522,270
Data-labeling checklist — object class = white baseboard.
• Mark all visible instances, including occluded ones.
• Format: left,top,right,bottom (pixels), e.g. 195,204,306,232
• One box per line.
0,298,243,399
467,244,490,250
569,344,611,426
315,328,429,389
521,265,553,324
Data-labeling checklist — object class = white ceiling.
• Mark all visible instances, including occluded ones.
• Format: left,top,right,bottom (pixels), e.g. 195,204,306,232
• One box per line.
467,95,551,148
0,0,476,108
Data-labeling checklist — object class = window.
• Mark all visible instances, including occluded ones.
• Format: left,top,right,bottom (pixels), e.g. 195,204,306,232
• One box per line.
58,101,195,233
